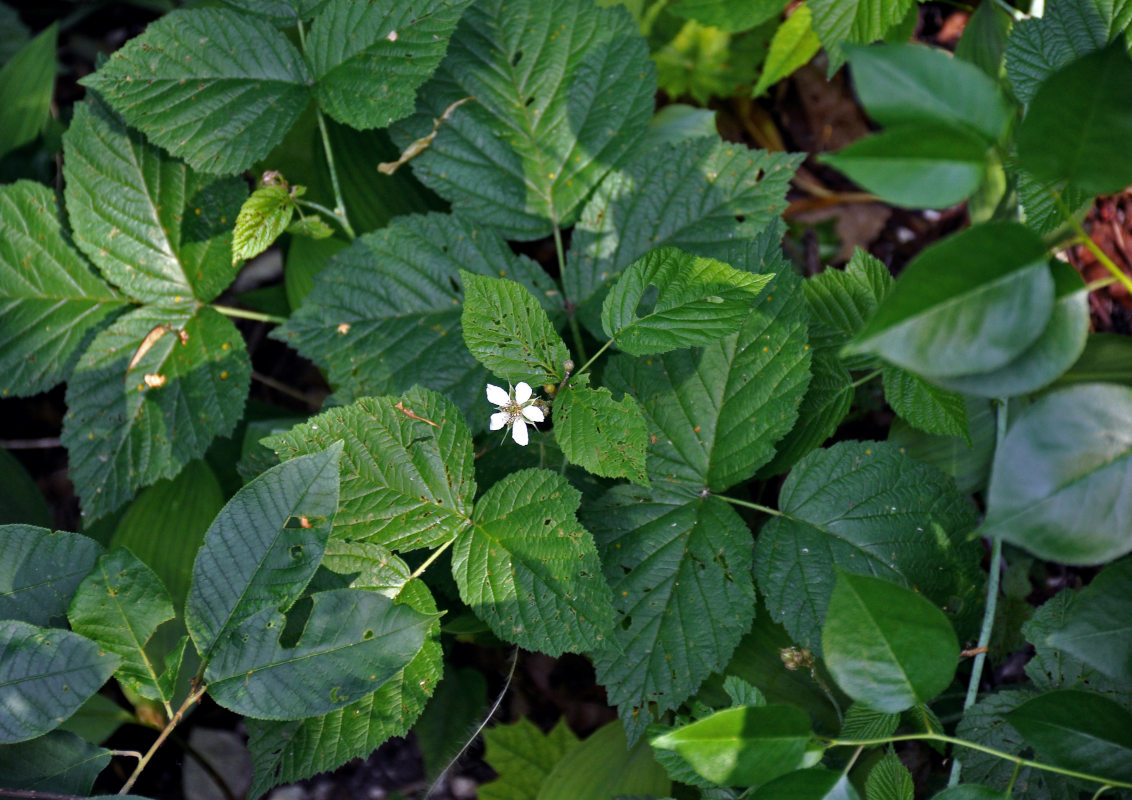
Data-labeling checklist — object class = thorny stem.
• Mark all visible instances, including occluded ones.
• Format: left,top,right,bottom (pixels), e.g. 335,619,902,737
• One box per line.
1053,190,1132,295
822,733,1132,791
120,683,207,794
296,20,355,240
212,304,288,325
717,494,784,517
424,648,520,799
948,399,1008,787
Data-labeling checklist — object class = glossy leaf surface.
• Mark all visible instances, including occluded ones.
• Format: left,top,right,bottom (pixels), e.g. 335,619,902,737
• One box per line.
0,525,102,627
1045,557,1132,682
0,730,110,794
1007,690,1132,783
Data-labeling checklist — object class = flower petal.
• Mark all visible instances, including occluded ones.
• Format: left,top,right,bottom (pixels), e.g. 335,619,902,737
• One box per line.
489,411,510,431
514,382,533,404
486,383,510,406
511,418,529,446
522,404,544,423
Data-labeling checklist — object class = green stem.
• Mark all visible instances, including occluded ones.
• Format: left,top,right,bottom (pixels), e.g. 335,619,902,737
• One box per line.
405,537,457,584
1092,786,1114,800
552,221,590,366
822,733,1132,790
294,198,354,239
212,304,288,325
717,494,783,517
1053,191,1132,295
572,337,614,380
1085,274,1120,292
119,684,207,795
297,20,355,241
850,369,882,389
948,399,1008,786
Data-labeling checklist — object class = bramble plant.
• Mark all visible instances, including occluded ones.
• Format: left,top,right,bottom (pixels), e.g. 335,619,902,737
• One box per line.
1,0,1132,798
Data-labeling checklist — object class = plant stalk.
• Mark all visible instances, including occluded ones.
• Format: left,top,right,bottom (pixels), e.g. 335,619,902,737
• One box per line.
212,304,288,325
405,537,457,584
717,494,784,517
119,683,207,794
1053,191,1132,295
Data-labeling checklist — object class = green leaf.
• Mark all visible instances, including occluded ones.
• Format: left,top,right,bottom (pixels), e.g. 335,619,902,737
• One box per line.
642,104,718,150
275,213,558,428
307,0,472,130
461,270,571,387
245,544,442,800
669,0,787,33
804,248,893,369
186,444,342,660
67,548,175,703
954,690,1076,800
264,388,475,552
81,8,312,176
232,185,294,266
585,485,754,741
0,181,125,397
602,247,772,356
981,384,1132,565
930,261,1089,398
1007,690,1132,783
553,385,649,485
64,98,247,305
865,753,914,800
724,675,768,707
650,705,811,788
286,215,334,239
0,22,56,159
888,397,996,495
0,449,51,527
565,137,800,334
955,0,1012,79
1005,0,1132,105
218,0,329,25
452,469,613,655
110,460,225,610
606,267,811,490
537,720,671,800
415,666,487,779
390,0,656,239
822,571,959,713
0,730,110,794
845,223,1053,378
1056,332,1132,388
0,3,29,65
61,305,251,521
1016,166,1092,237
808,0,915,53
758,350,852,479
206,588,434,719
0,525,103,627
481,717,581,800
752,5,820,98
755,441,981,653
845,43,1012,143
840,703,899,741
748,767,861,800
1017,42,1132,196
0,620,119,743
822,123,989,209
882,367,969,441
1046,558,1132,683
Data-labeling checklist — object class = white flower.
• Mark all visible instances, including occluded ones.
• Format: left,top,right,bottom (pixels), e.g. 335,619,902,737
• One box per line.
487,381,545,446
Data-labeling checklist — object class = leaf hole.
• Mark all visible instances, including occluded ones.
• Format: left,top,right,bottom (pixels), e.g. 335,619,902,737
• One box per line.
289,545,303,560
620,615,633,630
511,50,523,66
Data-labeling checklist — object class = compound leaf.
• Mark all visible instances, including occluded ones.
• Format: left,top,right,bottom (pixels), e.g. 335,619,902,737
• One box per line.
1045,558,1132,684
231,184,294,265
390,0,656,239
865,753,914,800
565,137,800,335
752,5,821,98
206,588,434,720
63,98,247,305
307,0,472,130
81,8,311,175
218,0,329,26
246,543,442,800
844,223,1053,379
0,621,119,743
584,485,754,742
981,384,1132,565
808,0,916,55
754,441,981,653
275,213,558,428
264,388,475,552
461,270,571,387
804,248,892,370
67,548,175,704
452,469,613,656
480,717,580,800
605,268,810,491
185,444,342,660
822,571,959,713
553,385,648,485
0,525,102,627
0,181,125,397
601,247,772,356
882,366,969,442
0,730,111,794
60,305,251,521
